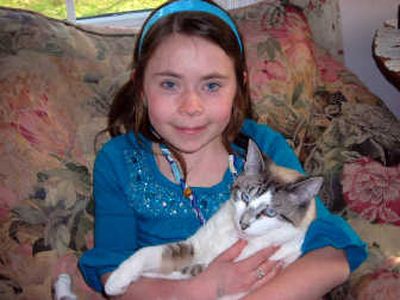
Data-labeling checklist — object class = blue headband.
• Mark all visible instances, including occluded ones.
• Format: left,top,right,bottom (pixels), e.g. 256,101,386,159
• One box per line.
138,0,243,54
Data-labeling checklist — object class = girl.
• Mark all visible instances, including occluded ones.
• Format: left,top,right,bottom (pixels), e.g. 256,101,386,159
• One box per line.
79,0,367,299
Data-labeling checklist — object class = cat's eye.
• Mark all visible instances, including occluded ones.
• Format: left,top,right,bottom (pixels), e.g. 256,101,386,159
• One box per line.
262,206,277,217
241,193,250,203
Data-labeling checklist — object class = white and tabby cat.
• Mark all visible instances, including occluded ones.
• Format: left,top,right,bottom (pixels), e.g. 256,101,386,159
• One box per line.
105,140,323,297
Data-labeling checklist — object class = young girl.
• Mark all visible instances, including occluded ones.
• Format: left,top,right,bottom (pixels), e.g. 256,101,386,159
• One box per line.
79,0,367,299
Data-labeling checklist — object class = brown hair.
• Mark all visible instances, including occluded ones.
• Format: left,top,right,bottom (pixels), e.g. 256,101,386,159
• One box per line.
105,0,253,174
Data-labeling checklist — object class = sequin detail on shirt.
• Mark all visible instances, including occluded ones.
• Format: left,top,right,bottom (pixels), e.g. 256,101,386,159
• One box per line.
123,146,234,221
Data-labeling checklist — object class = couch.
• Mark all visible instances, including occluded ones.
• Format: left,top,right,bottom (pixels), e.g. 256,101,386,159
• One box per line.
1,1,399,299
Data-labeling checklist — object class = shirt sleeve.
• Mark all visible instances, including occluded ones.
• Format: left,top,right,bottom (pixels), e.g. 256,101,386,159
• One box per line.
242,119,367,271
78,145,138,292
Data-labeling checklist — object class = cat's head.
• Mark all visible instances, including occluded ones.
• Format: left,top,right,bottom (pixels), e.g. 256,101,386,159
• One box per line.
231,140,323,237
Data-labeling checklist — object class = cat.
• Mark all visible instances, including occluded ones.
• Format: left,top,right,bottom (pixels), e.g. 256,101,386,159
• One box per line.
104,139,323,298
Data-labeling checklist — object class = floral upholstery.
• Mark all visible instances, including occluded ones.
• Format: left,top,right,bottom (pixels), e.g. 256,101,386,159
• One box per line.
0,1,399,299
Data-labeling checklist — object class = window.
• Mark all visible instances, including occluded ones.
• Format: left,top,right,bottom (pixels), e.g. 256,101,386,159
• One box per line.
0,0,167,21
0,0,261,27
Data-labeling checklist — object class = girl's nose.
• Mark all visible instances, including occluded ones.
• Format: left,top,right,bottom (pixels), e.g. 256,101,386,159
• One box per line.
178,89,204,115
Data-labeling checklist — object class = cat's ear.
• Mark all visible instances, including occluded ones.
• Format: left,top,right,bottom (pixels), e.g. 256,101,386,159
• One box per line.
289,176,324,205
244,140,265,175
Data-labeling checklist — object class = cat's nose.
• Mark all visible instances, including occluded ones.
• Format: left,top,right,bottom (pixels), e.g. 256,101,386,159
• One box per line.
240,220,249,230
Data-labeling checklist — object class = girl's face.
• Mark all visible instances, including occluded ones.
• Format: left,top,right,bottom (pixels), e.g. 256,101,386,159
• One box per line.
143,34,237,154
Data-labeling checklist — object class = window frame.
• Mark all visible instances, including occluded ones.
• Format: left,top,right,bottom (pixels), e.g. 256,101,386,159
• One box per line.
66,0,152,28
67,0,263,28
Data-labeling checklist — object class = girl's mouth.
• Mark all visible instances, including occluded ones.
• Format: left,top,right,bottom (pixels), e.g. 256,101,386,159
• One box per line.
175,125,206,135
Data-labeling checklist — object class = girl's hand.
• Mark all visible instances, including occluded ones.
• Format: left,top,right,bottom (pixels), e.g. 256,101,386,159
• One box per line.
191,240,283,299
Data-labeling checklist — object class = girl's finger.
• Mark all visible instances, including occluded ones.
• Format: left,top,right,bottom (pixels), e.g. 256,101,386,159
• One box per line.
251,260,284,291
214,239,248,262
236,245,280,270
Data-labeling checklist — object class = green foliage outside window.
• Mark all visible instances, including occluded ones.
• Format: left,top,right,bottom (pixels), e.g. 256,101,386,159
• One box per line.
0,0,166,20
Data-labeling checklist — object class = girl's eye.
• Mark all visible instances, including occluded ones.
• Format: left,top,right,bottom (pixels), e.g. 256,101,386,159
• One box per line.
161,80,177,90
205,82,221,92
262,206,277,218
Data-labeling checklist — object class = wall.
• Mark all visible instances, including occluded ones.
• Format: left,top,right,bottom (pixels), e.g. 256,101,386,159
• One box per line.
302,0,343,62
339,0,400,118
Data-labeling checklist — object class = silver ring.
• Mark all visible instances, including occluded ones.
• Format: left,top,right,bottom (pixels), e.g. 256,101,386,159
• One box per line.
256,267,265,280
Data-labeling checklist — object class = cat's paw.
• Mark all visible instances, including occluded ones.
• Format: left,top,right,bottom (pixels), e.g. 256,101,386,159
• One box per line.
104,268,139,296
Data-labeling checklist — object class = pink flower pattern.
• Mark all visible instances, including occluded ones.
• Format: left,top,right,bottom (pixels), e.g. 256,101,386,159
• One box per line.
6,88,77,159
315,51,343,83
342,157,400,225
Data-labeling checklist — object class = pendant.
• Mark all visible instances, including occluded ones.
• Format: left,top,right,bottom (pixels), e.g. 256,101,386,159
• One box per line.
183,187,193,198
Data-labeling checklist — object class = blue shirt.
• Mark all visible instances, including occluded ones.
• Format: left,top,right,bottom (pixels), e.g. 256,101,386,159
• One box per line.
79,119,367,292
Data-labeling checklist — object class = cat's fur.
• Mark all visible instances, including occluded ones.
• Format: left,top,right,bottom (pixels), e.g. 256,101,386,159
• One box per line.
105,140,323,298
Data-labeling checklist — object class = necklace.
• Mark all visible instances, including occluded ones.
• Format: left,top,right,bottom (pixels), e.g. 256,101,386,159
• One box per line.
159,144,238,225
